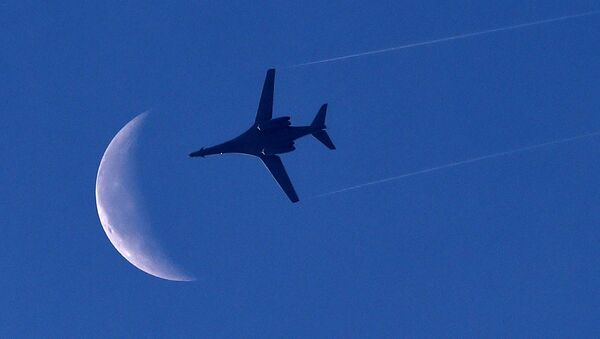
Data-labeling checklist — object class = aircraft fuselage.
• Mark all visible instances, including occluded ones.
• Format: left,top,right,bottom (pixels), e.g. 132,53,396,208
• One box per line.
190,123,317,157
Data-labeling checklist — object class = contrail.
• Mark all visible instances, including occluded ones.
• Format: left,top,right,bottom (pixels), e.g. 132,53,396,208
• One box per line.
286,10,600,68
313,130,600,199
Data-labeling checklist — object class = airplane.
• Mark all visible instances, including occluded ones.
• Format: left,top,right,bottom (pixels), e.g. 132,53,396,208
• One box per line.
189,68,335,203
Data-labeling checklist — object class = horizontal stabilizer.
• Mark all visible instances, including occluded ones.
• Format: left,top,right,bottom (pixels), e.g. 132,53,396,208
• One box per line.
313,130,336,150
310,103,335,150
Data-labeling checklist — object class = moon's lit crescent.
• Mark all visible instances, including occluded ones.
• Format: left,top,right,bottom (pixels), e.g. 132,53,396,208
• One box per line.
95,112,194,281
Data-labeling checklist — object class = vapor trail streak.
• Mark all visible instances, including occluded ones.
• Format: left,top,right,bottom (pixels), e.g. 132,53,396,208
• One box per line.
287,10,600,68
313,130,600,199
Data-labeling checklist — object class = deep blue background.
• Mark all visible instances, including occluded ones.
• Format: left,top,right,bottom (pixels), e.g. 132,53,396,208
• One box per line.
2,1,600,337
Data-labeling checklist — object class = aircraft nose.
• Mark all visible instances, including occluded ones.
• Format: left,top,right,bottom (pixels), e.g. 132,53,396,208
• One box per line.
189,147,206,158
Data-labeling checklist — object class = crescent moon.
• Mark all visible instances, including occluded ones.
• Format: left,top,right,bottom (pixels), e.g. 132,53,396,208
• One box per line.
95,112,194,281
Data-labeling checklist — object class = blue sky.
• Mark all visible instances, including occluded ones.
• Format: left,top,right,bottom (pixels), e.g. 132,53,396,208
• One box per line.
2,1,600,337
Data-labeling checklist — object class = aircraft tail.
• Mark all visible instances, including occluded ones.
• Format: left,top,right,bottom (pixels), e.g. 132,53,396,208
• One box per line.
311,104,336,150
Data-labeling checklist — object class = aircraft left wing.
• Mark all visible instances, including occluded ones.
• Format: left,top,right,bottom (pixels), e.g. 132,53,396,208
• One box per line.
255,68,275,124
260,154,299,203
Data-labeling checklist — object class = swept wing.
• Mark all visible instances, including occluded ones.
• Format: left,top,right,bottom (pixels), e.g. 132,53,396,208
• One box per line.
260,154,299,203
255,68,275,124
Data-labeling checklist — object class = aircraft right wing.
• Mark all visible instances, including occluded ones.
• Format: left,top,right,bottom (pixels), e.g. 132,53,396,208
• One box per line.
260,154,299,203
255,68,275,124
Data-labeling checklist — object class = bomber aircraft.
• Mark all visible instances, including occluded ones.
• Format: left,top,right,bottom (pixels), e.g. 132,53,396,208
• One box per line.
189,68,335,203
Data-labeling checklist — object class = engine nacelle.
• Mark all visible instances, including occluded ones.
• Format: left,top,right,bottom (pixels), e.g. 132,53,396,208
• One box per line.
257,116,291,131
261,144,296,155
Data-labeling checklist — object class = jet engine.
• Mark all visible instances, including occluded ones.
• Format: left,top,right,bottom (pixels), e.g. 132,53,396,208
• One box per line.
257,116,291,131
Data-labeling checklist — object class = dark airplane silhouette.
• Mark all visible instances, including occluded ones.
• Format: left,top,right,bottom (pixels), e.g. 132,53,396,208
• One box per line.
189,68,335,203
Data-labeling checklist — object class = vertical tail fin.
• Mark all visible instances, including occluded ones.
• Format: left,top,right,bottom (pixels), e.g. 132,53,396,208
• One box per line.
311,104,328,129
311,104,336,150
